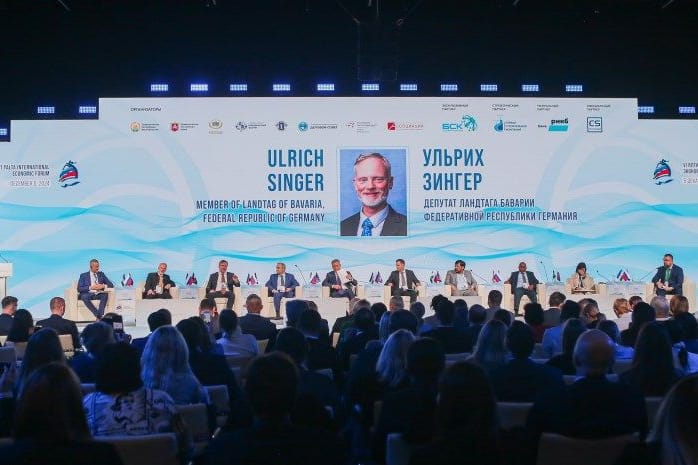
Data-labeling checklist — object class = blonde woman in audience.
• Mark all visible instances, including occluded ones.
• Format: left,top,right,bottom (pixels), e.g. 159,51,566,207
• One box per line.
612,298,633,331
376,328,416,390
467,319,508,375
669,295,689,316
141,326,209,405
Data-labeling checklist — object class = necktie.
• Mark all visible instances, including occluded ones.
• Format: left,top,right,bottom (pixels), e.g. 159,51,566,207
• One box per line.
94,273,99,284
665,268,671,282
335,272,340,284
579,276,583,288
280,275,285,287
401,272,406,288
521,272,527,284
361,218,374,236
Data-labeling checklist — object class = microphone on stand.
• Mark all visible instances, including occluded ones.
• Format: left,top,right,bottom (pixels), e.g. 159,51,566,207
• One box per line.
539,260,550,282
294,264,309,285
595,269,613,283
470,269,489,283
637,269,655,282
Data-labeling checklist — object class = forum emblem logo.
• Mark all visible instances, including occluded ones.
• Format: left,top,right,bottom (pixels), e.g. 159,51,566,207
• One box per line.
235,121,247,131
58,160,80,188
130,122,141,132
276,121,287,131
209,120,223,130
298,121,308,131
170,122,180,132
653,158,673,185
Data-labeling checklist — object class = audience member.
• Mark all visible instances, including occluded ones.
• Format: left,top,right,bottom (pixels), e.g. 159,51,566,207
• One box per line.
204,353,345,465
130,308,171,354
485,289,504,322
409,301,425,330
597,320,634,360
36,297,81,349
216,309,258,357
238,293,277,341
84,342,178,441
421,299,469,353
4,309,34,346
620,322,682,396
298,308,338,373
452,298,469,333
0,296,18,336
628,295,643,310
664,319,698,374
285,299,310,328
490,321,564,402
523,302,546,343
546,319,587,375
141,326,209,405
581,301,605,328
669,294,689,316
463,304,486,352
370,302,388,325
612,298,633,331
373,337,445,462
338,307,378,370
543,291,565,327
528,330,647,441
69,322,114,383
198,297,220,340
13,328,65,396
379,296,406,342
542,300,581,357
421,295,448,333
0,363,122,465
493,309,513,327
409,362,502,465
650,296,671,321
620,302,655,348
467,319,508,375
376,329,415,391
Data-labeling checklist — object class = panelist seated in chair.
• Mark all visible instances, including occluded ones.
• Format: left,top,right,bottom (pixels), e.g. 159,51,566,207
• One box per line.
77,259,114,319
567,262,596,294
265,262,299,320
385,258,421,303
206,259,240,309
652,253,684,296
504,261,539,316
321,259,357,300
143,262,176,299
444,259,478,296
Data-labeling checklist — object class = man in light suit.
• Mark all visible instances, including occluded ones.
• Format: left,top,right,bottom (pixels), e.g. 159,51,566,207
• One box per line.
265,262,299,320
652,253,684,296
385,259,421,303
340,152,407,236
321,259,357,300
206,259,240,309
504,261,539,316
77,258,114,319
143,262,176,299
443,259,477,296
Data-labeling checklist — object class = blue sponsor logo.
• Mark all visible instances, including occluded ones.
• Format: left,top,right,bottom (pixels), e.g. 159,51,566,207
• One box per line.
548,118,569,132
298,121,308,131
442,114,477,132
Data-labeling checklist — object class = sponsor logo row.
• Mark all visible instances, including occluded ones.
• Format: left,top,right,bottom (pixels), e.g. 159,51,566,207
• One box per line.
128,116,605,134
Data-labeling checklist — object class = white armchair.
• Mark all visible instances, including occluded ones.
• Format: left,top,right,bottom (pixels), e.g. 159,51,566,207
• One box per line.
63,281,115,322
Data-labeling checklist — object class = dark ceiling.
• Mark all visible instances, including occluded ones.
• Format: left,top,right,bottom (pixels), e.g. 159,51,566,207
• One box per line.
1,0,697,119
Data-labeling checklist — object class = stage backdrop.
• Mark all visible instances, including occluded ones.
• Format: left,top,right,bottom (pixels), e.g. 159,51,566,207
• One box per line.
1,97,697,317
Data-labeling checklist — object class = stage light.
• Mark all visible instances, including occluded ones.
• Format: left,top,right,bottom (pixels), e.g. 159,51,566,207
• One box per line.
565,84,583,93
317,83,335,92
190,83,209,92
273,83,291,92
400,83,418,92
78,105,97,114
37,106,55,115
638,106,655,114
0,128,7,136
678,106,696,114
150,83,169,92
440,84,458,92
480,84,498,92
521,84,540,92
229,84,248,92
361,83,380,91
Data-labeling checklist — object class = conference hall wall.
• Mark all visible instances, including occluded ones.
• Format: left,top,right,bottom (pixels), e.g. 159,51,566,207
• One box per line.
1,97,696,317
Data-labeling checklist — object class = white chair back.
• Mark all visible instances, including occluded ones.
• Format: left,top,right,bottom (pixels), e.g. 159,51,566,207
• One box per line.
95,432,179,465
537,432,639,465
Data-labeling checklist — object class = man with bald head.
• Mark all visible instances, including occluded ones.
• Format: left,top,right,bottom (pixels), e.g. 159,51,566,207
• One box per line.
528,329,647,441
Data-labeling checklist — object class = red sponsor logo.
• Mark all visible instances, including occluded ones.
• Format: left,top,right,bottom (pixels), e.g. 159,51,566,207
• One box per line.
387,121,396,131
170,122,180,132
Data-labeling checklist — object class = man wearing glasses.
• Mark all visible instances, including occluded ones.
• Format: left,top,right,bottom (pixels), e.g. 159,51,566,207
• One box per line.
340,152,407,236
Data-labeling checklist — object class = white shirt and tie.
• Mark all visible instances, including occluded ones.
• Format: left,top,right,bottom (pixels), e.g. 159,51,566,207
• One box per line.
357,206,389,236
517,272,528,289
277,274,286,292
217,272,228,292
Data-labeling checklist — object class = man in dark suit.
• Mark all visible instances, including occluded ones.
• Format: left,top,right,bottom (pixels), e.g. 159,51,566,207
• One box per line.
490,321,564,402
543,291,566,327
527,329,647,440
385,258,421,303
321,259,357,300
504,261,539,315
205,259,240,309
77,258,114,319
239,293,278,341
264,262,299,320
421,299,470,354
0,296,17,336
142,262,176,299
652,253,684,296
130,308,171,354
340,152,407,236
485,289,505,322
337,308,378,370
36,296,81,349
